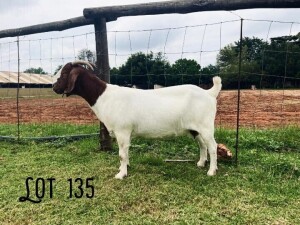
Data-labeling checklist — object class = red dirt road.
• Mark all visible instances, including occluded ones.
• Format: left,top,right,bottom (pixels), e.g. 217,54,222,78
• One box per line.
0,90,299,128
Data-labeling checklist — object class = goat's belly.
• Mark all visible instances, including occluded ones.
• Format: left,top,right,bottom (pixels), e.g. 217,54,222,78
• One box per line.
132,122,186,138
133,129,186,138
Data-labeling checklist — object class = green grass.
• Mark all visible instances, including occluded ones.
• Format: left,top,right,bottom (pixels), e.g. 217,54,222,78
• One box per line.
0,125,299,224
0,88,57,99
0,123,98,138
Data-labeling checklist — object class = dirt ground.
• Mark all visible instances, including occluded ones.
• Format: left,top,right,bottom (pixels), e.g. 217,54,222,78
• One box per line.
217,90,300,128
0,90,299,128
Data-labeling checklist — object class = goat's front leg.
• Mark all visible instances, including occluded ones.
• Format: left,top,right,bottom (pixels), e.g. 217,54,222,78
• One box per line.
114,131,131,179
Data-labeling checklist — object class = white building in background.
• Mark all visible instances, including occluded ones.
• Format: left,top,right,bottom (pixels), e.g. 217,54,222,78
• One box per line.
0,71,53,88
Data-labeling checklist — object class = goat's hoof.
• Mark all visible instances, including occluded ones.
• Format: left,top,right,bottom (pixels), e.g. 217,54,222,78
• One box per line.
207,169,217,176
115,172,127,180
197,160,207,168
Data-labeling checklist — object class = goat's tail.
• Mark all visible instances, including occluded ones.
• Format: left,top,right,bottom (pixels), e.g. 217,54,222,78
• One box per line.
207,76,222,98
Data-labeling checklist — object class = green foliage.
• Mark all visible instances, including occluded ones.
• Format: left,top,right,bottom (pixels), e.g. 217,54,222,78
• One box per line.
169,58,201,85
217,34,300,89
111,52,217,87
171,58,200,75
111,52,171,88
110,34,299,89
24,67,47,74
263,34,300,88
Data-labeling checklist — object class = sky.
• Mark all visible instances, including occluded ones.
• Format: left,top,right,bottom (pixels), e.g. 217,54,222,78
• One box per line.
0,0,300,74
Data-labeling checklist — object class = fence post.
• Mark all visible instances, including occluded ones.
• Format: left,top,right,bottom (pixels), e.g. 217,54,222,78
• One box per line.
94,17,112,151
235,18,243,165
17,37,20,141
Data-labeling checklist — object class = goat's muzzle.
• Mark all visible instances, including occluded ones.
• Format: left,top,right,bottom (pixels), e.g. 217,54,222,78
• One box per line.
53,83,64,95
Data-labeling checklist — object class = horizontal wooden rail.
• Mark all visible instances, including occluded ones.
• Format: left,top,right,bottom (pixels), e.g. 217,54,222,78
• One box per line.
84,0,300,19
1,0,299,39
0,16,95,38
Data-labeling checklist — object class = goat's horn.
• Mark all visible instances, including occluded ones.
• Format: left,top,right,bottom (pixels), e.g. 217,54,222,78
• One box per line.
72,60,94,71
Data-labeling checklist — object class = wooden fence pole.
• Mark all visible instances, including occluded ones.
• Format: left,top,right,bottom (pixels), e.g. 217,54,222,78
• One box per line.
94,17,112,151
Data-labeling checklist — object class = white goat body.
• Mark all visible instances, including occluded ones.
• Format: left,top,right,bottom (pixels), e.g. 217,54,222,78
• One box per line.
90,77,222,179
92,83,218,138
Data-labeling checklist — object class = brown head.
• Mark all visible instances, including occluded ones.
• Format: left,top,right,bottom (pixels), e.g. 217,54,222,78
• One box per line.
53,61,107,106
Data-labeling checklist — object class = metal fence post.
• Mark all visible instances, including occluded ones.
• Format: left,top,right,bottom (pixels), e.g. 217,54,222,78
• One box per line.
17,37,20,141
94,17,112,151
235,18,243,165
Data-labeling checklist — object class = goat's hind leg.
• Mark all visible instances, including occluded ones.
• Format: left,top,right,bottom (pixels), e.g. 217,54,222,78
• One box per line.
114,131,131,179
196,135,208,168
195,128,218,176
204,135,218,176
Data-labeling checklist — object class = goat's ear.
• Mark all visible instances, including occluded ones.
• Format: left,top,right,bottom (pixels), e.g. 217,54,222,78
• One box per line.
65,71,80,94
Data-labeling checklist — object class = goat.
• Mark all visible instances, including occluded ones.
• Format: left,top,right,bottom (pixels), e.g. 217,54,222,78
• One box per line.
53,61,222,179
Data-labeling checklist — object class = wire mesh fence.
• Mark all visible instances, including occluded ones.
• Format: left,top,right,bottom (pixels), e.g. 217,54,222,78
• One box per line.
0,17,299,141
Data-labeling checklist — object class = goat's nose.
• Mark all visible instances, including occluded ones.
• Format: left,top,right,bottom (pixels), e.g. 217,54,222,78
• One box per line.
52,83,58,92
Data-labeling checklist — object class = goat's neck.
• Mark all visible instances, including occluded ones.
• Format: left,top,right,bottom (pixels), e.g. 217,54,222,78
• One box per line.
74,75,106,106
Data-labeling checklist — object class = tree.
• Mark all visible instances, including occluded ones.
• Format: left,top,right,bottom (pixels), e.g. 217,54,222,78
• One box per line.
217,37,267,88
24,67,47,74
170,58,201,85
201,64,219,75
200,64,220,85
116,52,171,88
150,52,171,86
52,49,96,75
77,48,96,64
263,32,300,88
217,35,300,89
171,58,200,74
113,53,205,87
110,34,300,89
